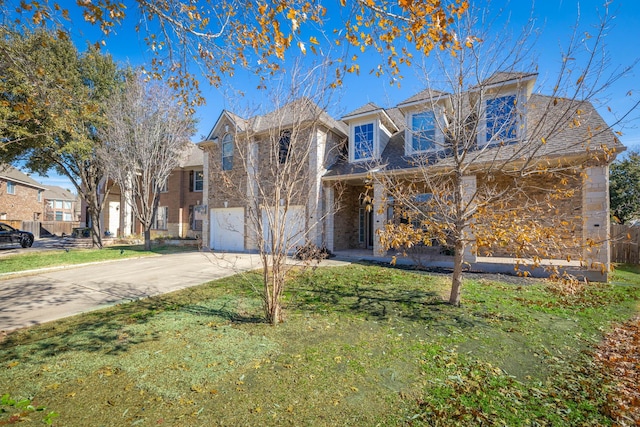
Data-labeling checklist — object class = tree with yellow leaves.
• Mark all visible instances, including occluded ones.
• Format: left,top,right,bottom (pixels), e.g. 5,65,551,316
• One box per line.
364,2,635,305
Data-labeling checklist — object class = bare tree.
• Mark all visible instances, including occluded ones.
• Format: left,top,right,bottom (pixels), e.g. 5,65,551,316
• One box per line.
204,61,343,324
99,72,196,250
366,3,637,305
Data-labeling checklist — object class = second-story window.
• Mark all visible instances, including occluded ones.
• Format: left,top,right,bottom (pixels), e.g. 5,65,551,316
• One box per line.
37,190,42,202
222,133,233,171
485,94,518,145
193,170,203,192
279,130,291,164
353,122,374,161
409,111,437,153
7,181,15,195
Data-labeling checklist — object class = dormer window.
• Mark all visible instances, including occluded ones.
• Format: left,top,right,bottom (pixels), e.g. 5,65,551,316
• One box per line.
483,94,519,146
353,122,375,161
406,110,445,154
222,133,233,171
411,112,435,151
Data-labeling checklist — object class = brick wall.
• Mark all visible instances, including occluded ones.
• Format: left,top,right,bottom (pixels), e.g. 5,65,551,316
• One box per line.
0,178,43,221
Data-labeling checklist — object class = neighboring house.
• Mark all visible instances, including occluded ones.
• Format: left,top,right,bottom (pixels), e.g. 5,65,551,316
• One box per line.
199,73,623,280
43,185,78,222
99,142,205,238
0,165,45,222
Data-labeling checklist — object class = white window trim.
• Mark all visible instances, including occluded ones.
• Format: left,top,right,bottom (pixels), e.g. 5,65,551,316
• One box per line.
152,206,169,230
193,170,204,192
222,133,233,171
404,109,446,155
349,120,379,163
6,181,16,195
477,91,526,147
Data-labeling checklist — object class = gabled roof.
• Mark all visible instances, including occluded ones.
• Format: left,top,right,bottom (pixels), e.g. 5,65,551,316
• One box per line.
473,71,538,91
397,89,449,108
203,110,248,142
204,98,349,141
248,97,348,137
342,102,382,119
0,165,46,190
324,94,624,179
43,185,76,201
342,102,400,134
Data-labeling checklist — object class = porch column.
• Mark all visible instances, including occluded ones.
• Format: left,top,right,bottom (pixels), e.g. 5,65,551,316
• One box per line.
582,165,610,275
373,181,386,256
245,141,259,251
307,129,326,246
462,175,477,263
201,146,210,250
122,187,133,237
324,184,335,252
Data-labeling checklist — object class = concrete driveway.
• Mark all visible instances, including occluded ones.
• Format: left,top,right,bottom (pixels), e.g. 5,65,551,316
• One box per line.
0,252,262,332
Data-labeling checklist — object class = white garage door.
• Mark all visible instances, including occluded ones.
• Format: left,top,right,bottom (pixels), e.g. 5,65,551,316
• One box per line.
262,205,305,254
210,207,245,251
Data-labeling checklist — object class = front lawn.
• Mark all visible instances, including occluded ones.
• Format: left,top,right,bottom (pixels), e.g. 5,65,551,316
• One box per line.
0,245,194,275
1,264,638,426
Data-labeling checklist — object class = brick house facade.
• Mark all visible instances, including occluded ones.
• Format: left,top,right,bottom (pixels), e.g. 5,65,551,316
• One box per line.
94,143,205,239
0,165,45,222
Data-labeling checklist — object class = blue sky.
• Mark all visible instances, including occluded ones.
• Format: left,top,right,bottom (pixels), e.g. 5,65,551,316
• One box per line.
21,0,640,189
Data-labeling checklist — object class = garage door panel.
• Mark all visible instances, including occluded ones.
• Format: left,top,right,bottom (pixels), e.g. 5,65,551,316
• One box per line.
210,208,244,252
262,205,305,254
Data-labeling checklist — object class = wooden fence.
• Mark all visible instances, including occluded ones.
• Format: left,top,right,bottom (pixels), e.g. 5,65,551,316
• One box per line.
611,224,640,264
2,220,81,239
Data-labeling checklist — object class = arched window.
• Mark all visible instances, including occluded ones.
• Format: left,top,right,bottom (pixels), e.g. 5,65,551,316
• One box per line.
222,133,233,171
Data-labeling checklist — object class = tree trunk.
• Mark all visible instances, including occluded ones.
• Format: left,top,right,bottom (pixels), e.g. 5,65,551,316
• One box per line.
144,228,151,251
88,205,103,249
449,239,465,306
263,259,284,325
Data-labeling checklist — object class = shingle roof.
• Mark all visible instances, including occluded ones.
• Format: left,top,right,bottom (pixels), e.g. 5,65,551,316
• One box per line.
324,93,623,178
476,71,538,89
43,185,76,201
248,97,348,136
397,89,448,107
179,143,204,168
342,102,383,119
0,165,46,190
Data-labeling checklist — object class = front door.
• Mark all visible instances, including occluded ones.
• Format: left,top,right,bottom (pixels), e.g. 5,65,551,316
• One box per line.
359,206,375,249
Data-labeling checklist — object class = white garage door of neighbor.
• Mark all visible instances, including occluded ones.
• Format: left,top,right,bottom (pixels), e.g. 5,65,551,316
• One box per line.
262,205,305,253
210,207,245,251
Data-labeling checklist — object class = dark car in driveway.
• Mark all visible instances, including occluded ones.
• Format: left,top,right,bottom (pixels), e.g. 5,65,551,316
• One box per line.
0,223,34,248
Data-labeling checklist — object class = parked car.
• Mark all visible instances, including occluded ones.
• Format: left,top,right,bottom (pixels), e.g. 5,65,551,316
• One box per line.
0,223,34,248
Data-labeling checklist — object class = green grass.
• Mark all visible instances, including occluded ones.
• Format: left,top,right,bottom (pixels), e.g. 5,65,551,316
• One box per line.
0,263,638,426
0,245,195,275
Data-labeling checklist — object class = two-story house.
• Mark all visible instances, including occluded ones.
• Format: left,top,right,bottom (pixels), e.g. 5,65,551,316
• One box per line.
199,72,623,280
43,185,78,222
200,98,347,252
0,165,45,222
97,142,205,238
